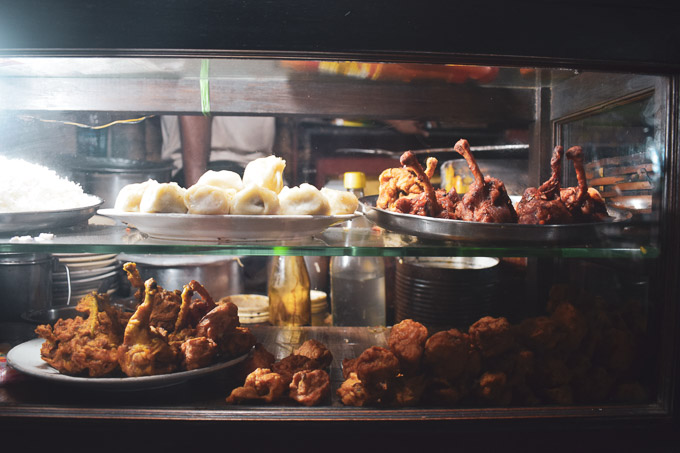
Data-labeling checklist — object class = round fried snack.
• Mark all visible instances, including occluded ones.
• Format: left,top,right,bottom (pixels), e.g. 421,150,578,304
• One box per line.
353,346,400,385
423,328,470,380
468,316,514,358
388,319,428,376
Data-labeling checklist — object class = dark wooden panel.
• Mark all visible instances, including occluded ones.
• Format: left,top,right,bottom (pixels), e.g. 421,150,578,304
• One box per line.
0,75,534,123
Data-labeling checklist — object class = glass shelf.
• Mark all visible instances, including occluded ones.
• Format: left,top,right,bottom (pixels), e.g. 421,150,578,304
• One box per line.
0,216,659,259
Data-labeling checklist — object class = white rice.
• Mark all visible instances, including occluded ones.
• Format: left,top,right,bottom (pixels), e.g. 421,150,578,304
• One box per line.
0,156,99,213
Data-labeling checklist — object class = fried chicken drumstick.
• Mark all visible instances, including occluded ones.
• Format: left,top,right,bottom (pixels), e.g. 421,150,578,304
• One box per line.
560,146,610,222
516,146,573,225
453,139,518,223
392,151,459,218
377,156,438,210
118,278,178,377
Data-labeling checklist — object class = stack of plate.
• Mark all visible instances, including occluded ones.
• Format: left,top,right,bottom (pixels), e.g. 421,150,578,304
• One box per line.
52,253,119,306
220,294,270,325
395,257,500,331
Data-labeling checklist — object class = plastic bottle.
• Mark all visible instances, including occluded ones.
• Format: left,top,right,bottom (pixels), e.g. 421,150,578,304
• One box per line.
330,172,386,326
268,255,311,326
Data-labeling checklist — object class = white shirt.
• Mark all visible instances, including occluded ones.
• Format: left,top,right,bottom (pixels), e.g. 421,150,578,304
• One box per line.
161,116,276,174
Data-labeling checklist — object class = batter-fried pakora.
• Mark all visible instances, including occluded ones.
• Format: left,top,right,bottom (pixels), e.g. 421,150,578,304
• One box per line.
388,319,428,376
226,339,333,406
35,292,127,377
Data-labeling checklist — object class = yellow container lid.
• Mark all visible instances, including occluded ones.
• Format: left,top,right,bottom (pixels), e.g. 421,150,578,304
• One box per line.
343,172,366,190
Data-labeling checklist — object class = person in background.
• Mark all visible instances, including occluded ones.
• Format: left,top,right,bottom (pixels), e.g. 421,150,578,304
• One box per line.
161,115,276,187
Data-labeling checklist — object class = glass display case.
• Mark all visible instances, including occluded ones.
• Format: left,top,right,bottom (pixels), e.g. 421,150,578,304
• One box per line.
0,2,678,449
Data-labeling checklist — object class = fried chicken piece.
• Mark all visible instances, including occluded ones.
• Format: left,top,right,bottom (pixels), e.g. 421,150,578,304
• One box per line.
388,319,428,376
377,156,438,210
389,374,428,407
453,139,517,223
123,262,182,332
123,262,144,302
476,371,512,405
36,292,124,377
423,328,471,380
422,377,468,406
560,146,609,222
468,316,515,358
394,152,446,218
272,354,320,385
238,343,276,380
550,301,588,355
226,368,288,404
289,369,331,406
195,301,240,356
180,336,217,370
118,278,178,377
293,339,333,369
174,280,217,332
516,146,573,225
337,372,376,407
219,326,256,358
516,316,563,353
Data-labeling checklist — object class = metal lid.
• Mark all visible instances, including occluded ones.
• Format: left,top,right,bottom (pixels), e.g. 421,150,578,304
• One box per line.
0,253,52,265
63,156,174,173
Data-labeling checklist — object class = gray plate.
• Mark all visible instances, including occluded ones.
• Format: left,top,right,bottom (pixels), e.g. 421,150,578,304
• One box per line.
0,198,103,234
360,195,632,245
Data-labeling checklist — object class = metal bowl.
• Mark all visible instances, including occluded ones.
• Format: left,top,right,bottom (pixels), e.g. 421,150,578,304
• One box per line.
117,254,244,300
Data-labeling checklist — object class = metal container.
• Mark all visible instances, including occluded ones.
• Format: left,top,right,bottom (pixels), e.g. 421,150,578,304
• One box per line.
62,156,173,208
0,253,53,322
118,254,244,300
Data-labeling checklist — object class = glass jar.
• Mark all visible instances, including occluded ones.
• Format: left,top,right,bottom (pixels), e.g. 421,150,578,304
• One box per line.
267,255,311,326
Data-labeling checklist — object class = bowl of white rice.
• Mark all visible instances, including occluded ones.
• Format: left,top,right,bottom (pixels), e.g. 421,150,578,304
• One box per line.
0,156,103,234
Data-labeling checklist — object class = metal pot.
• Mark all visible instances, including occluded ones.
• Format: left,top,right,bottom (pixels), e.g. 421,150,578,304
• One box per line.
62,156,174,208
0,253,53,322
117,254,244,301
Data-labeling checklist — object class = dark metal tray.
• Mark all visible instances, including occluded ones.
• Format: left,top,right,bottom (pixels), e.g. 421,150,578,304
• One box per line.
360,195,632,245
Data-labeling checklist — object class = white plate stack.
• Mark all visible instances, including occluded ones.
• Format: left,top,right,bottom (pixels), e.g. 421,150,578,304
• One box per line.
52,253,120,306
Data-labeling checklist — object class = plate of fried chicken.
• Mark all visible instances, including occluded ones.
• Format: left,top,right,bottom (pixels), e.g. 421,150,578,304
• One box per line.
7,262,254,390
362,139,631,244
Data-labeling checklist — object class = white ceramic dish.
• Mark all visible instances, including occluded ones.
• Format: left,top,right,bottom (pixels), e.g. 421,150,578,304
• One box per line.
98,209,359,241
7,338,249,391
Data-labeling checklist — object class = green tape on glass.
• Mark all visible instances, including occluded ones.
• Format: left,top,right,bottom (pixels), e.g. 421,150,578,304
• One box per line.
200,59,211,116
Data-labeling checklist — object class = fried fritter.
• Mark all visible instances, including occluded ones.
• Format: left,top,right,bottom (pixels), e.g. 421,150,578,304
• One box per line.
293,338,333,369
423,328,471,381
226,368,288,404
388,319,428,376
35,292,125,377
468,316,514,358
289,369,331,406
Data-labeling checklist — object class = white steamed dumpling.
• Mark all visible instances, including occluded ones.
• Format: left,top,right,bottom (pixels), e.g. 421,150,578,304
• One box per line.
242,155,286,194
139,181,187,213
184,184,236,215
230,183,280,215
320,187,359,215
195,170,243,192
278,183,331,215
114,179,156,212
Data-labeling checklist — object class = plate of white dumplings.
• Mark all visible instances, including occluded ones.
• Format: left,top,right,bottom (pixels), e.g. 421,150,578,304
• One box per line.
98,156,361,241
